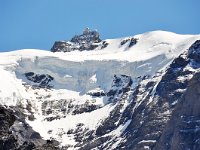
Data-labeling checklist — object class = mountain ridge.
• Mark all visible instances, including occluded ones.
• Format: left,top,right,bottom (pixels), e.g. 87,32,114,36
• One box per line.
0,30,200,150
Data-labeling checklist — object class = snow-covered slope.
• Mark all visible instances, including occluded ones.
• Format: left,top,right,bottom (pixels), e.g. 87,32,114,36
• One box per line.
0,31,200,149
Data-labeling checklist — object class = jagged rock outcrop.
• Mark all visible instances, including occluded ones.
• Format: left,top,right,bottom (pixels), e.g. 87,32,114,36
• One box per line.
153,39,200,150
71,28,101,44
86,88,106,97
0,106,59,150
0,106,17,150
25,72,54,88
120,37,138,47
51,28,109,52
154,72,200,150
188,40,200,63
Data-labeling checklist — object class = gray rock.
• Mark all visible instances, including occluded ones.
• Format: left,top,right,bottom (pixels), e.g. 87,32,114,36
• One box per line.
154,72,200,150
51,28,106,52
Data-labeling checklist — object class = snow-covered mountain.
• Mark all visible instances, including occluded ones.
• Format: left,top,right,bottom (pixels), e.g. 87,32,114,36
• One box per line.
0,30,200,150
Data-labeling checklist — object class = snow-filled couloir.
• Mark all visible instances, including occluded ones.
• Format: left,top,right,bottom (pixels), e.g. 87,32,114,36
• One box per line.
0,30,200,150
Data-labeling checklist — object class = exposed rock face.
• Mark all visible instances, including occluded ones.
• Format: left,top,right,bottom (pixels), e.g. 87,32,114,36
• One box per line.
107,75,132,101
0,105,60,150
25,72,54,88
0,106,17,150
188,40,200,63
120,37,138,47
51,28,109,52
153,39,200,150
154,72,200,150
71,28,101,44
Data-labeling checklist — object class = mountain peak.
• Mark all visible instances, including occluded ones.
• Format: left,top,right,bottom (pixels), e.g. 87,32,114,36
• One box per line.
51,28,104,52
71,27,101,43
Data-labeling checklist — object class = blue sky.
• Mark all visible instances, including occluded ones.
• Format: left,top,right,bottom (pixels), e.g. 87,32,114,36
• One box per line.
0,0,199,52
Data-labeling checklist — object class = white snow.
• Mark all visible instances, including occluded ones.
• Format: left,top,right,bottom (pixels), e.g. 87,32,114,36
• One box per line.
138,140,157,144
89,74,97,83
64,74,73,78
26,103,116,147
144,146,150,149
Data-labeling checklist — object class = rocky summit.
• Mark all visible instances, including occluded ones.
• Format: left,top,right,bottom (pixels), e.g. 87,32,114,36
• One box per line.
0,31,200,150
51,28,138,53
51,28,107,52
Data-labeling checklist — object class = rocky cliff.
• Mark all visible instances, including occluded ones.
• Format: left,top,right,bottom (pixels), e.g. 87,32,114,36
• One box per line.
51,28,107,52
